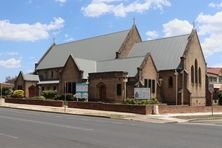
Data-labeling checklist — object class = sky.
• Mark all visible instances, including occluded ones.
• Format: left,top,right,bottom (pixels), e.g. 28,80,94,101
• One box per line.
0,0,222,82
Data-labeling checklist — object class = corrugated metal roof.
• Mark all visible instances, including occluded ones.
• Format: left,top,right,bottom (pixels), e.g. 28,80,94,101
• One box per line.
74,57,97,79
36,30,130,70
97,57,145,77
38,80,59,85
23,74,39,81
129,34,190,71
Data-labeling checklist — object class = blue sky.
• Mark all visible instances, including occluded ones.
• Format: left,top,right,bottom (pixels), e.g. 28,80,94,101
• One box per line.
0,0,222,82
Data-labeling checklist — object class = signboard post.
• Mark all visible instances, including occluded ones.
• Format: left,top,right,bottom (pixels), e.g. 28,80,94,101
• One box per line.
208,84,214,116
76,83,88,101
134,88,151,99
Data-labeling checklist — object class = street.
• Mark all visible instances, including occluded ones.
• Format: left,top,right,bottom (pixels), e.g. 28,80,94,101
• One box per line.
0,108,222,148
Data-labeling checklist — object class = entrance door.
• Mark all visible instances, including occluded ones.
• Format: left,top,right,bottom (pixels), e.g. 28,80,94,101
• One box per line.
99,85,106,99
28,85,38,98
97,83,106,99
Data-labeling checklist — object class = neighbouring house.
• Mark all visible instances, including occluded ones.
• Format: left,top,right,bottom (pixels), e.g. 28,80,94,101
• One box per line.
15,24,209,106
0,83,14,89
207,67,222,91
14,71,39,98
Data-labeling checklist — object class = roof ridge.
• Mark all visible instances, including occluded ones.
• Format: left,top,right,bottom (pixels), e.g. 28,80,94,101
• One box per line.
98,56,145,62
56,29,130,47
142,33,190,43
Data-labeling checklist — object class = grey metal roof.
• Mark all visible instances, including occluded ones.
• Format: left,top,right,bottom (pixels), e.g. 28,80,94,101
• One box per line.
128,34,190,71
74,57,96,79
38,80,59,85
23,74,39,81
97,57,145,77
36,30,130,70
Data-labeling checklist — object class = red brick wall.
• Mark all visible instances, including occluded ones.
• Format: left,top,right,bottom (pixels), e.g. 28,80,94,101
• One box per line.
5,98,64,107
68,101,153,115
159,105,222,114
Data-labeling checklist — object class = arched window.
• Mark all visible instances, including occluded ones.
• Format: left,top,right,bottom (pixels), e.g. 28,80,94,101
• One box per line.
195,59,198,84
168,76,173,88
51,71,54,79
191,65,194,84
199,67,201,84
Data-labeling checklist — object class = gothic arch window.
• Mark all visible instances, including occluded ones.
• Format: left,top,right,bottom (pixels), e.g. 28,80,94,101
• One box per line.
199,67,201,84
168,76,173,88
195,59,198,84
191,65,194,84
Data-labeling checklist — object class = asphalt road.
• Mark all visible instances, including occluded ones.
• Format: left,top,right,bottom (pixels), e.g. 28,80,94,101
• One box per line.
1,108,222,148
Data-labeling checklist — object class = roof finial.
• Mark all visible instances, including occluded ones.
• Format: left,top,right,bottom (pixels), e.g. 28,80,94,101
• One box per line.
52,37,56,44
192,20,196,29
133,17,136,26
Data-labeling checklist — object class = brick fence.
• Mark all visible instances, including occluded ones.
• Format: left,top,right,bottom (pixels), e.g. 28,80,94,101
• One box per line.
5,98,64,107
68,101,153,114
158,105,222,114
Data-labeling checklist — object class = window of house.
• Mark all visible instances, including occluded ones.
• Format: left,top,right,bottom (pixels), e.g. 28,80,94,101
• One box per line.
51,71,54,79
198,67,201,84
65,82,76,94
18,85,22,90
195,59,198,84
191,65,194,84
53,86,56,91
144,79,148,87
117,84,122,96
168,76,173,88
42,87,45,91
152,80,155,93
148,79,152,88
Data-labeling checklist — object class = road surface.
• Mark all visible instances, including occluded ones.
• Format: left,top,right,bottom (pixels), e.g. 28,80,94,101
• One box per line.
0,107,222,148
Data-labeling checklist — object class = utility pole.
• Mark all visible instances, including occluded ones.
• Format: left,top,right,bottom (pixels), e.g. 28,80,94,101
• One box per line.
0,83,2,99
64,81,67,112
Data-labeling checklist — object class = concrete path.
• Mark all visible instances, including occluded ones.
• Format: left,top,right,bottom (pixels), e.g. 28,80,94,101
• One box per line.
1,98,222,123
0,99,174,123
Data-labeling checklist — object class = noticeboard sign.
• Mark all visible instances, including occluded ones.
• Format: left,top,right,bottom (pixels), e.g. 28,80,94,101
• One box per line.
76,83,88,99
134,88,151,99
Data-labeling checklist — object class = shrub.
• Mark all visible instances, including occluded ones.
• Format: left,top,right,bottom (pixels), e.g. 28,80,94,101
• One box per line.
123,97,159,105
217,91,222,105
0,87,13,96
11,90,24,98
55,94,76,101
42,90,57,99
31,96,46,100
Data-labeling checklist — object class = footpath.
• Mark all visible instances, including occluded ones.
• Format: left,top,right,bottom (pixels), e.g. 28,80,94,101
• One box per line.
1,99,222,123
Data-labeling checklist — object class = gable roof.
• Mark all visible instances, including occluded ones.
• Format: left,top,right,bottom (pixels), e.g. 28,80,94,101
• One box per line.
63,55,96,79
18,71,39,82
128,34,190,71
97,56,145,77
36,30,130,70
207,67,222,75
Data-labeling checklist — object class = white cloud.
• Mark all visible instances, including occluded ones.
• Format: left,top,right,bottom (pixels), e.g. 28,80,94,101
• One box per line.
55,0,66,4
0,17,64,41
146,31,159,40
0,58,21,68
163,19,193,37
196,11,222,56
82,0,171,17
209,2,222,8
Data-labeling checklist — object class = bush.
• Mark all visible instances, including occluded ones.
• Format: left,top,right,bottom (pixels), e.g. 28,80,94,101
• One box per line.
31,96,46,100
55,94,76,101
0,87,13,96
11,90,24,98
42,90,57,99
217,91,222,105
123,97,159,105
